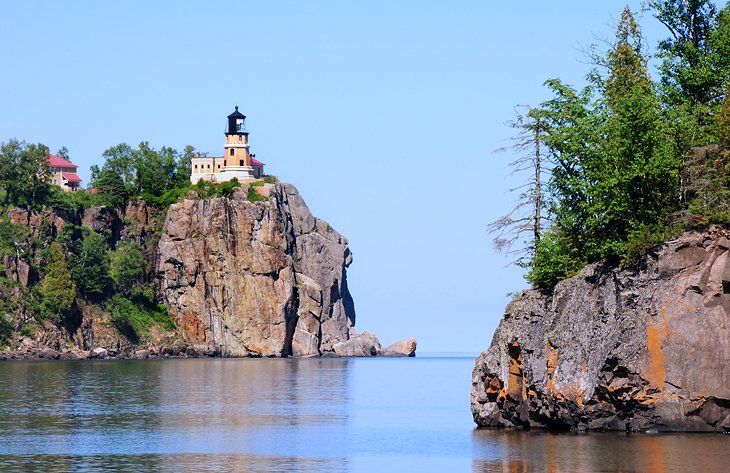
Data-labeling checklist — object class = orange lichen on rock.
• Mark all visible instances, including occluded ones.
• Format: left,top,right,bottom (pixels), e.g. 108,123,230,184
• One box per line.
646,323,666,391
484,375,504,402
545,342,558,394
507,342,526,401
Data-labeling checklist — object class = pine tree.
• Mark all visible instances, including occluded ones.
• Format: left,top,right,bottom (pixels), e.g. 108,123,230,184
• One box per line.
40,242,76,321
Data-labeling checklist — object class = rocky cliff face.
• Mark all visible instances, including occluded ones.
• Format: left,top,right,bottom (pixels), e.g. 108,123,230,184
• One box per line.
156,183,356,357
471,227,730,432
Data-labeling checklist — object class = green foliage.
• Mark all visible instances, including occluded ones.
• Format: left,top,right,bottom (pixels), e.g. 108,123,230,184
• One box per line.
40,242,76,321
506,7,688,288
263,175,277,184
624,222,681,268
91,142,195,207
18,322,37,339
0,312,12,346
109,242,145,295
718,84,730,146
108,292,175,342
67,230,110,297
218,178,241,198
649,1,730,144
142,186,190,208
187,178,242,199
526,232,585,289
247,186,268,202
46,187,117,212
249,180,265,187
0,139,52,211
0,219,30,258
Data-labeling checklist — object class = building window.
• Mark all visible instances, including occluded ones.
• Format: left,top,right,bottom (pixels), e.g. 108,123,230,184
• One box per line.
239,160,244,166
238,135,243,142
194,164,198,170
230,149,234,156
217,164,221,169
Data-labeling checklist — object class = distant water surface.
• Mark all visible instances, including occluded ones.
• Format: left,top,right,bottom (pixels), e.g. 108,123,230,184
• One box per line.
0,356,728,472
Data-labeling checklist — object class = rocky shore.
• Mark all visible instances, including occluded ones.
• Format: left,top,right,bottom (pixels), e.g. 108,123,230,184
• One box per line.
1,333,417,360
1,182,416,360
471,227,730,432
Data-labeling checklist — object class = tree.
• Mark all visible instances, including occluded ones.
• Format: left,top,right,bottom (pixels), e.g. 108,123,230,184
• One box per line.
594,7,678,258
523,8,680,287
0,139,52,213
648,0,720,104
488,105,550,267
92,142,196,204
647,1,730,143
68,230,110,297
109,242,145,294
40,242,76,321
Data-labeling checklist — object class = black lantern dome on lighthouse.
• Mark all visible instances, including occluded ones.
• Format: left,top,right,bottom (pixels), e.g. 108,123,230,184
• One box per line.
226,106,247,134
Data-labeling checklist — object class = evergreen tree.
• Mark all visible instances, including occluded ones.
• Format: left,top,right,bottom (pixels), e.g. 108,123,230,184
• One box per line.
68,230,110,297
40,242,76,321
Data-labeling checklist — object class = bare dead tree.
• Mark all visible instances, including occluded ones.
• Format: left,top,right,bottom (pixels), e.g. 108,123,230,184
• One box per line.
488,105,551,267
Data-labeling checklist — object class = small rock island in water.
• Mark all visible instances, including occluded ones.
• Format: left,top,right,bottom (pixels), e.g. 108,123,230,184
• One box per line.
0,108,415,360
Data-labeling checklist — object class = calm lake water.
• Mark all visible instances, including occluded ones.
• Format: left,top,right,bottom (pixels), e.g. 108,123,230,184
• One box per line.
0,355,729,472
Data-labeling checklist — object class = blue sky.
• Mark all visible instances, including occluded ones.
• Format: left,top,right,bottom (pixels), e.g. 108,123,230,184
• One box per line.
0,1,699,352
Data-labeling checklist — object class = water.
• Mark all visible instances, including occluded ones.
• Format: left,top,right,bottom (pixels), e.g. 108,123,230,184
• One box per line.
0,356,728,472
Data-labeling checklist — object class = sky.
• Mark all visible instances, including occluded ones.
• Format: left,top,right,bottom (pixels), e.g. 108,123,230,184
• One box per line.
0,1,703,353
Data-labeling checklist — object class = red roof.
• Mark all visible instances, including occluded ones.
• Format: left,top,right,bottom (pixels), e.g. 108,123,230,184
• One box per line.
62,173,82,183
47,154,78,169
251,157,265,166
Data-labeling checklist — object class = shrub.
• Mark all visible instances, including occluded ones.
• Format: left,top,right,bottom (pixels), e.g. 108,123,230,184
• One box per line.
624,222,681,268
0,312,12,346
526,232,585,289
263,175,277,184
110,242,145,294
109,293,175,342
19,322,37,338
247,186,268,202
218,178,241,197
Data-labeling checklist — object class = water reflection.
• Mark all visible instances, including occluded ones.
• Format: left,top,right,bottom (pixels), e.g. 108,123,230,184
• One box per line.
0,359,352,471
2,358,729,472
0,454,346,473
472,429,729,473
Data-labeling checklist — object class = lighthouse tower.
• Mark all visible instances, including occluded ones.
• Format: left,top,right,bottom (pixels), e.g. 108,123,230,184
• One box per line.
220,106,255,180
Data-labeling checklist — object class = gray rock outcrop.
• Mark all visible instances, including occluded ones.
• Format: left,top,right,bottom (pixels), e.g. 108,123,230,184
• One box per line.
155,183,356,357
333,331,382,357
471,227,730,432
384,338,417,357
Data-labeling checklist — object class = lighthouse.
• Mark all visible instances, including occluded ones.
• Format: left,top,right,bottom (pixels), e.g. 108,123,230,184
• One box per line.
189,106,265,183
221,106,255,180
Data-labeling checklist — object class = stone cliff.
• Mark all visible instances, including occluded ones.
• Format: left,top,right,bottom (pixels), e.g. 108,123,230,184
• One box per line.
2,182,417,359
156,183,356,357
471,227,730,432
